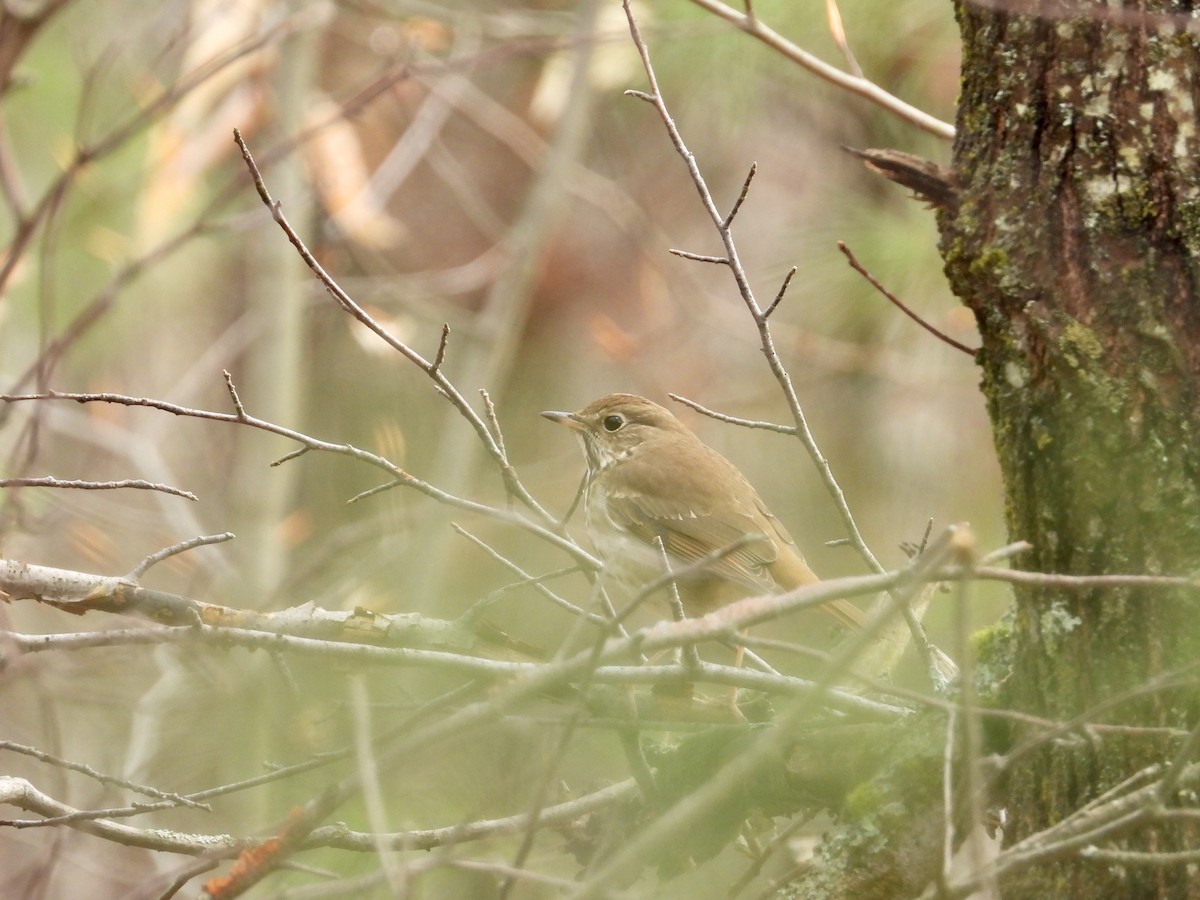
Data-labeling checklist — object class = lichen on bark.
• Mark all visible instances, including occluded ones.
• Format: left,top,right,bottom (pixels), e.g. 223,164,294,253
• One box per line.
940,1,1200,896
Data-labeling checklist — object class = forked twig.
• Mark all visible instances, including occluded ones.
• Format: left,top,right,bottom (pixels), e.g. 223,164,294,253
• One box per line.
0,389,595,569
231,129,554,526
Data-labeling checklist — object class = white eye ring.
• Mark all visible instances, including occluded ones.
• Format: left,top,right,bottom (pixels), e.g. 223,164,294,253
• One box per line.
602,414,624,432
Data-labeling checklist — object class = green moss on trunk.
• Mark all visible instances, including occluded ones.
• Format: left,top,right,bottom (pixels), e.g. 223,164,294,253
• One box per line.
941,1,1200,896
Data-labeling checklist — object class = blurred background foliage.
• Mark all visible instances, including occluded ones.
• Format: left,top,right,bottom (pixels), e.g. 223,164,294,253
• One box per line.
0,0,1002,896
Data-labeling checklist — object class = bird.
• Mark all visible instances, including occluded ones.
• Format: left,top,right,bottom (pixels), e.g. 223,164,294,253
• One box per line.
541,393,865,630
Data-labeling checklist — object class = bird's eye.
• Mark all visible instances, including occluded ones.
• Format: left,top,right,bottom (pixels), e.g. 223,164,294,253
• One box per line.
602,414,625,432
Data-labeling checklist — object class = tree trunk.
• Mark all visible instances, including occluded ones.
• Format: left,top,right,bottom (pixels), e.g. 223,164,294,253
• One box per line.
942,1,1200,896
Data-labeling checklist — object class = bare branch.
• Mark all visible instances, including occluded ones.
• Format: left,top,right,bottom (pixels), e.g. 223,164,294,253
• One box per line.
978,540,1033,565
941,708,958,882
430,323,451,376
307,779,639,852
0,389,593,568
950,540,1001,898
667,248,728,265
478,388,506,459
838,241,977,356
222,369,247,418
653,535,701,671
0,476,197,501
762,265,797,319
0,10,309,302
667,393,795,433
270,446,309,467
933,764,1200,899
743,632,1195,740
231,129,555,526
722,161,756,228
685,0,954,140
1079,846,1200,865
451,524,607,626
0,554,926,719
0,741,207,811
843,146,958,210
0,776,245,856
966,567,1200,591
127,532,236,581
0,767,640,877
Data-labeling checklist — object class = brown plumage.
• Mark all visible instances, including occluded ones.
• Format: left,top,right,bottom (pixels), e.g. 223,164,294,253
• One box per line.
542,394,864,629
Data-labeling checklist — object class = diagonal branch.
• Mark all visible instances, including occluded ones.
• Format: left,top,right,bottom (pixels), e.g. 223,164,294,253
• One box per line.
0,389,594,569
685,0,954,140
232,129,555,527
838,241,977,356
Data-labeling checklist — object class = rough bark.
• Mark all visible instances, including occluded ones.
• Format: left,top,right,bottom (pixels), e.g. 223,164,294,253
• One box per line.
942,1,1200,896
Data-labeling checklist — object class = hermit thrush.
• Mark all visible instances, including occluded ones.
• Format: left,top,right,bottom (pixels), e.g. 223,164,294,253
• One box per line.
541,393,864,629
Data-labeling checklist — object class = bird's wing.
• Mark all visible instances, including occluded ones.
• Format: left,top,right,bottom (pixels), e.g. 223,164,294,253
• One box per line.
597,451,779,590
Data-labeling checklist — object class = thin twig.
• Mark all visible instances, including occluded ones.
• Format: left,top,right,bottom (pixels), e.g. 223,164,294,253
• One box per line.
964,567,1200,591
498,657,597,899
932,765,1200,899
762,266,797,319
667,248,728,264
667,394,794,433
430,323,451,375
307,779,641,853
615,534,767,625
478,388,507,460
0,11,309,302
977,541,1032,565
0,477,197,501
726,811,818,899
223,369,247,418
722,162,756,228
685,0,954,139
740,631,1195,740
899,518,937,562
653,535,701,670
560,469,588,526
231,128,556,526
1,389,595,569
838,241,977,356
451,524,607,626
0,741,208,810
127,532,236,580
270,446,309,467
1079,846,1200,865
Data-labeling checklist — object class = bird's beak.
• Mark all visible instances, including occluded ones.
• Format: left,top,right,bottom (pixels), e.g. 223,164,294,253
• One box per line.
540,409,583,431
